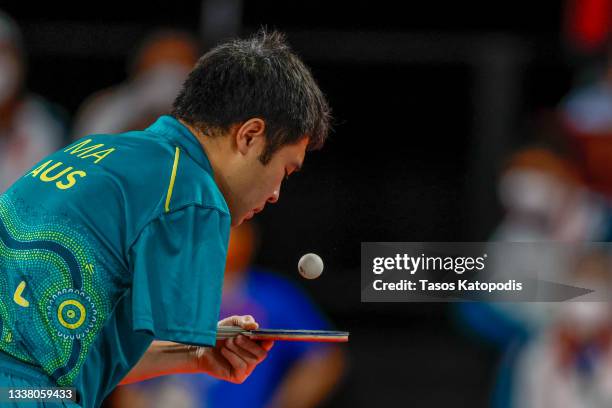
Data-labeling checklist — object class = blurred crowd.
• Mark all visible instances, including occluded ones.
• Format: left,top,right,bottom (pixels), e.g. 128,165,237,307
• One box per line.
0,10,201,194
456,45,612,408
0,11,64,193
3,4,612,408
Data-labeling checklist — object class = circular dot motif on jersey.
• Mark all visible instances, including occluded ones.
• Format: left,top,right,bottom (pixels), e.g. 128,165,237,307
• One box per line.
47,289,97,340
57,300,85,329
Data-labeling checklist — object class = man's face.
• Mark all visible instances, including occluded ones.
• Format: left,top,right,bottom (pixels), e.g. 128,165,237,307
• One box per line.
228,137,308,226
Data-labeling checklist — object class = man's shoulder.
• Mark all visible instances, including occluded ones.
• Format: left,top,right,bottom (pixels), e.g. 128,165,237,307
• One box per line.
62,131,178,201
69,128,173,157
64,130,172,167
62,130,229,223
166,156,229,217
112,129,229,217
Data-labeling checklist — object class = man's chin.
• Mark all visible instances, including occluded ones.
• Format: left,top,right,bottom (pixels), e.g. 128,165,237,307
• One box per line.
231,212,253,227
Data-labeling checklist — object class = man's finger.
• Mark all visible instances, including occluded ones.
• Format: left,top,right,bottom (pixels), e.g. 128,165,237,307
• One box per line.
238,315,259,330
220,343,248,372
259,340,275,352
225,337,259,363
234,335,268,361
218,315,259,330
218,315,241,327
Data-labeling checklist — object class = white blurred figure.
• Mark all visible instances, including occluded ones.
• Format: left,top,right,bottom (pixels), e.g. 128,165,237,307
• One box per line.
513,251,612,408
560,48,612,197
495,148,608,243
0,10,64,193
72,30,199,138
487,148,612,330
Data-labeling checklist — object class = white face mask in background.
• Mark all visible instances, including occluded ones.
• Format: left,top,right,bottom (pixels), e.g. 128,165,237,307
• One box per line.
0,51,20,106
499,169,568,220
559,302,612,339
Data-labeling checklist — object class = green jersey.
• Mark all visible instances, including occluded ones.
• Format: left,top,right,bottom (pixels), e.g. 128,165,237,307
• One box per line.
0,115,230,407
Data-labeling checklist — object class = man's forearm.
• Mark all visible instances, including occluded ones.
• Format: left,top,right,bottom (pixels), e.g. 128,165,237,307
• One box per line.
118,316,270,386
119,341,200,385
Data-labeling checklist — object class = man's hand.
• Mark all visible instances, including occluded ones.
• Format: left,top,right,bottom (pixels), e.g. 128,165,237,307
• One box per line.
192,315,274,384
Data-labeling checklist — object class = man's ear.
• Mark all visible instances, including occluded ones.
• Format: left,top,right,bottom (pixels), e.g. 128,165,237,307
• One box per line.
235,118,266,155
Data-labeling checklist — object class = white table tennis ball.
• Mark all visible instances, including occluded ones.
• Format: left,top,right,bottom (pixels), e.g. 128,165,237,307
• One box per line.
298,253,324,279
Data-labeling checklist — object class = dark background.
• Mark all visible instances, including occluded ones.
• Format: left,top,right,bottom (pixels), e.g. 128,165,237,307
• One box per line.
1,1,584,405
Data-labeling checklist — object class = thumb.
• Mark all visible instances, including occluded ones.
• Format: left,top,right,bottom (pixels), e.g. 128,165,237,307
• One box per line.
237,315,259,330
218,315,259,330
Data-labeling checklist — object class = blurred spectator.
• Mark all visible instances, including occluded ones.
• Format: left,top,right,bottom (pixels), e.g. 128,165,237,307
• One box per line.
0,10,65,192
512,250,612,408
494,148,612,243
72,30,198,138
455,147,612,407
459,148,612,343
560,45,612,195
107,221,346,408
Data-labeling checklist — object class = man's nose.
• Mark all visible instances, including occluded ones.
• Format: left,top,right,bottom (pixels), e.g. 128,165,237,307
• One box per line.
267,189,280,204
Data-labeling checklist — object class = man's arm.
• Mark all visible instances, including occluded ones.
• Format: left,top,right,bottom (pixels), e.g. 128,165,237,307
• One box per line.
118,341,198,385
119,315,274,385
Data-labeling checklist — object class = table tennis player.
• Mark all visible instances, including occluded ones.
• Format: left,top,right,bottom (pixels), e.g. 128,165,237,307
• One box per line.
0,29,331,408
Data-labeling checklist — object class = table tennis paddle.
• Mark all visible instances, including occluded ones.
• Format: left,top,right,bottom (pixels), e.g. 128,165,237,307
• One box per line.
217,326,349,342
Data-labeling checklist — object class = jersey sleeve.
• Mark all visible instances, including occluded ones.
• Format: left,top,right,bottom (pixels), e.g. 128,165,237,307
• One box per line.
129,205,230,346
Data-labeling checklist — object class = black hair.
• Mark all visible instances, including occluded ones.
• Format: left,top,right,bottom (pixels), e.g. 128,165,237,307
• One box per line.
171,29,331,164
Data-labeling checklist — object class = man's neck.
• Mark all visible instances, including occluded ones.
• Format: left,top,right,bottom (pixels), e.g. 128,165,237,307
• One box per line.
179,119,223,171
178,118,231,199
